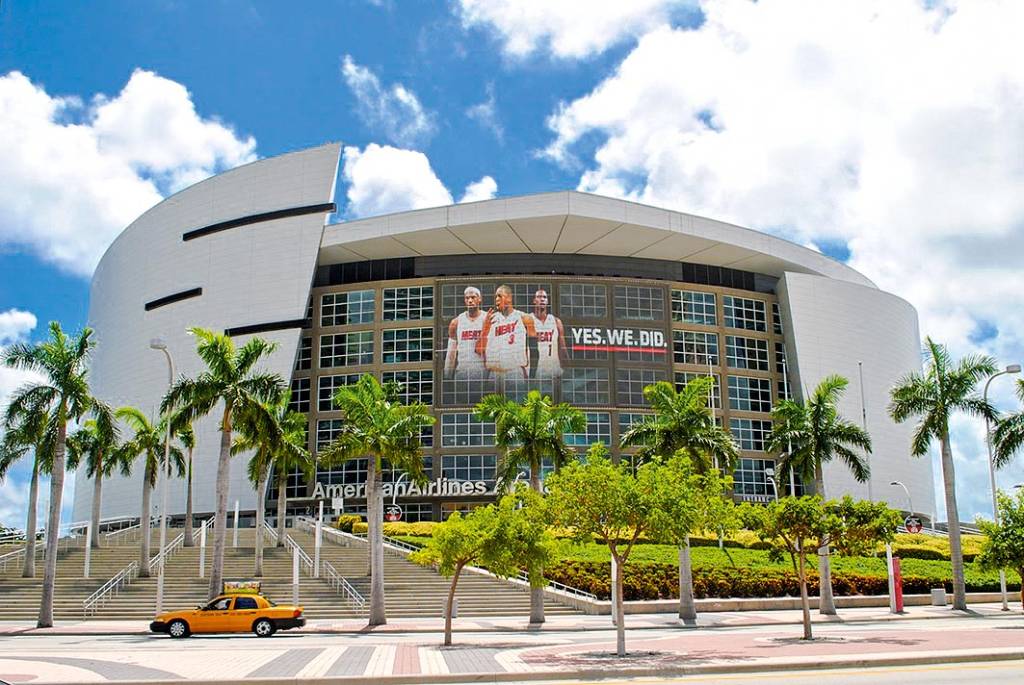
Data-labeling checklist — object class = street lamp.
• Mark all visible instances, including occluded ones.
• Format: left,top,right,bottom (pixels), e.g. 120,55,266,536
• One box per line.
764,466,779,502
984,363,1020,611
150,338,174,614
889,480,914,518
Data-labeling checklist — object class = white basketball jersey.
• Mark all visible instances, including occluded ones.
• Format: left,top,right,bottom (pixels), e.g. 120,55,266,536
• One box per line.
534,314,561,376
454,311,485,374
486,309,529,372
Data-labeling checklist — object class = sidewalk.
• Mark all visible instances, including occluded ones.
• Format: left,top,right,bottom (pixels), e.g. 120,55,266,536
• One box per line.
0,601,1018,636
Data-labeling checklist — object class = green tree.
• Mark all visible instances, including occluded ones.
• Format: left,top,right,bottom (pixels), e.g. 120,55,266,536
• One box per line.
0,401,48,577
475,389,585,623
993,379,1024,469
769,374,872,616
545,446,702,656
889,338,996,611
2,322,97,627
620,377,739,622
976,489,1024,611
741,496,899,639
172,418,196,547
116,407,186,576
66,407,122,549
162,328,284,600
319,374,434,626
411,488,555,645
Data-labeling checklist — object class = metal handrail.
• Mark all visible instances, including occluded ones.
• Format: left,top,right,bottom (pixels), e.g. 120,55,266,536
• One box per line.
295,516,355,548
82,561,139,616
150,533,185,574
322,560,366,611
284,534,314,576
514,571,598,600
261,520,278,544
192,516,214,544
105,516,159,546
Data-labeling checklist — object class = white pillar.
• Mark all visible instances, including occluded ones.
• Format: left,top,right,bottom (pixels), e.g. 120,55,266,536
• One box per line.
315,501,323,579
610,555,619,626
886,543,896,614
156,568,165,614
199,522,206,579
292,545,300,605
233,500,239,548
83,522,92,579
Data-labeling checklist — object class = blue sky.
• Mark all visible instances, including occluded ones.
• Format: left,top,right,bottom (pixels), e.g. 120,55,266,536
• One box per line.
2,0,1024,528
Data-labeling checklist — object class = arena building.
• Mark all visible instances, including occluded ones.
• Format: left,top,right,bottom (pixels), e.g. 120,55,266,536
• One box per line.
71,143,936,526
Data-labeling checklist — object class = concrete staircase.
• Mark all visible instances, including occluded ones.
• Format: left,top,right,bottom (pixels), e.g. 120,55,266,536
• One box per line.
0,527,582,620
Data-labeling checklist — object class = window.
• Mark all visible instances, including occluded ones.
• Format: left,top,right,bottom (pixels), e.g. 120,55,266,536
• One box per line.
614,285,665,321
725,336,769,371
675,372,721,409
316,419,344,450
289,377,310,414
559,283,607,318
441,283,491,319
441,376,495,407
723,295,767,332
772,303,783,335
383,286,433,321
442,501,486,520
442,454,496,485
671,290,716,325
397,502,434,522
234,596,258,610
728,376,773,413
775,342,788,375
321,290,375,326
320,332,373,368
441,413,496,447
617,368,667,406
315,458,367,487
382,327,433,364
295,337,312,371
733,458,773,497
318,374,360,412
509,282,553,310
561,367,610,405
382,370,433,405
618,412,653,438
285,464,306,500
565,412,611,447
777,379,792,402
730,418,772,451
673,330,719,366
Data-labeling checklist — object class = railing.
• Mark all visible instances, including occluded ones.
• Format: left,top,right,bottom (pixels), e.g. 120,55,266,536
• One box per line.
284,534,315,576
82,561,139,616
295,516,356,548
192,516,214,544
261,520,278,545
0,544,41,572
150,533,185,575
515,571,598,600
322,560,366,612
105,516,159,546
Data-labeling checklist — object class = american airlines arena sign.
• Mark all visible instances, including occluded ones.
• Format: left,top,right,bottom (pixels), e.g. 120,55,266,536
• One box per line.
312,478,492,500
569,327,668,354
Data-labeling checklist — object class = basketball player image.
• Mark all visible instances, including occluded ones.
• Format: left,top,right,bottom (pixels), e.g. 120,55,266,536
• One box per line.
531,289,567,379
444,286,486,378
476,284,537,379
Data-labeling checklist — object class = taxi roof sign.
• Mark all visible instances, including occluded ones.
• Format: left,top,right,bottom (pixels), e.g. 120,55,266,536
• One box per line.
223,580,261,595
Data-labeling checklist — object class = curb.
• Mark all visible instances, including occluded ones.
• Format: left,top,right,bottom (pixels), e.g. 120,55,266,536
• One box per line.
25,648,1024,685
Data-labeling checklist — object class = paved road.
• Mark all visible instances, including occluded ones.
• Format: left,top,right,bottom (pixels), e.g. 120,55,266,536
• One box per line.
2,614,1022,683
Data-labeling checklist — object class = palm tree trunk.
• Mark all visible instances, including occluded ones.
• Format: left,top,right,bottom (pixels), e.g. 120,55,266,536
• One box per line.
678,537,696,622
798,551,812,640
612,547,626,657
254,473,266,577
90,454,103,549
940,432,967,610
444,563,463,646
37,419,67,628
139,469,152,577
208,410,233,600
276,471,287,547
22,456,39,578
183,448,194,547
814,465,837,615
529,457,545,624
367,457,387,626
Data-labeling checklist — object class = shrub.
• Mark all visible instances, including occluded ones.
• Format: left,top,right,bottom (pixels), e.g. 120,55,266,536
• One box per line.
352,521,368,535
334,514,362,533
382,521,436,537
891,545,947,561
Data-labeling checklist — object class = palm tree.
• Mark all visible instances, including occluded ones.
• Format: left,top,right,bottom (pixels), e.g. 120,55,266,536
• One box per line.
994,379,1024,469
0,400,49,577
620,378,739,622
233,392,310,575
2,322,96,628
161,328,284,599
173,419,196,547
116,407,186,576
319,374,434,626
475,389,586,624
771,374,872,615
269,408,313,548
66,406,122,549
889,338,996,611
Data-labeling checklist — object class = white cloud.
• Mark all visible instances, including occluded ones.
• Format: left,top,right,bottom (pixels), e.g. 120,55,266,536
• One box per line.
460,176,499,203
455,0,694,59
342,144,453,217
0,70,256,277
541,0,1024,519
341,56,436,147
0,309,37,346
466,82,504,142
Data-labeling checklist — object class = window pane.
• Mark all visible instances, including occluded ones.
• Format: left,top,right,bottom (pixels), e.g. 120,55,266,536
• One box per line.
722,295,767,332
673,330,719,366
564,412,611,447
671,290,717,325
725,336,769,371
383,286,434,321
559,283,607,318
320,332,374,368
441,413,496,447
321,290,375,326
613,285,665,321
674,372,721,409
560,367,610,405
382,370,434,405
729,418,772,451
616,367,668,406
382,327,434,364
727,375,773,413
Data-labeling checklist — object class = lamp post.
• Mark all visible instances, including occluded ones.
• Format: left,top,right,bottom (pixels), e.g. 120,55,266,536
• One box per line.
764,466,779,502
889,480,914,518
149,338,174,614
984,364,1020,612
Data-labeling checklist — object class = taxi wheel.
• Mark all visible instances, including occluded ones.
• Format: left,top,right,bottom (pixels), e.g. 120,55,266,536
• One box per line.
168,620,190,638
253,618,276,637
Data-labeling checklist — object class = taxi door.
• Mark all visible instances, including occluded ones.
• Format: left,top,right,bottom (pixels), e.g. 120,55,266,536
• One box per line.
194,596,234,633
229,595,260,631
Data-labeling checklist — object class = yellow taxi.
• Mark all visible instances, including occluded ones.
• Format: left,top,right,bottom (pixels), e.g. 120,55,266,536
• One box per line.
150,588,305,638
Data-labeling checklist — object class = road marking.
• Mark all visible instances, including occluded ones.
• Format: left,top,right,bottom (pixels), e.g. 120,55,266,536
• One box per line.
325,645,374,676
246,648,323,678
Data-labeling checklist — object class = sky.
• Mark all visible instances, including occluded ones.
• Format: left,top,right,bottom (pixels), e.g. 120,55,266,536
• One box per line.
2,0,1024,530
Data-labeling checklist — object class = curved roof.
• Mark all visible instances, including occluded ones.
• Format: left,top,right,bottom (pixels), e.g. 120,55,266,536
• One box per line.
320,191,874,288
